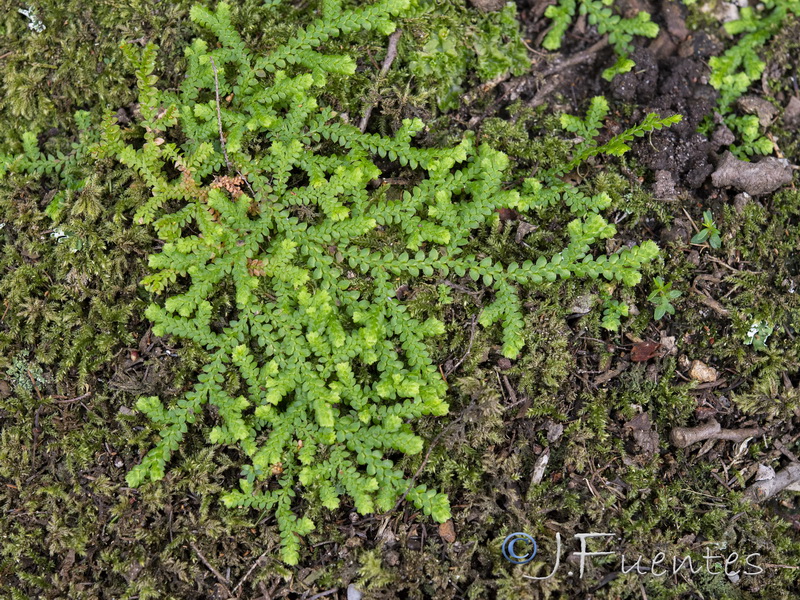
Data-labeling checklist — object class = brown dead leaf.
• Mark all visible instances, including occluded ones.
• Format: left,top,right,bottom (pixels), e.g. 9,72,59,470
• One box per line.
631,341,661,362
496,208,519,223
438,520,456,543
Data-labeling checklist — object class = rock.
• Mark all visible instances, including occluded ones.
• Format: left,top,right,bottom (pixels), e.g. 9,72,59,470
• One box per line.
711,123,735,149
754,463,776,482
784,96,800,130
733,192,751,215
530,449,550,485
659,332,677,355
660,217,691,244
624,412,660,459
688,359,717,383
545,420,563,443
569,294,596,315
653,170,677,200
715,1,739,22
737,96,778,127
347,584,363,600
711,151,793,196
468,0,506,11
662,0,689,40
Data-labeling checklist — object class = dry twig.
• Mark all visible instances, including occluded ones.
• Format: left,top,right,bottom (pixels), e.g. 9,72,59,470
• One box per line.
209,57,232,170
189,541,230,589
745,462,800,503
669,418,763,449
359,30,402,133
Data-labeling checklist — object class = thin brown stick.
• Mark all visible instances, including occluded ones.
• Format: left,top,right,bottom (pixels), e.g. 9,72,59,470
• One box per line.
26,369,43,401
539,36,609,77
359,30,402,133
51,391,92,404
209,57,232,170
524,76,561,111
189,541,230,588
307,589,338,600
388,404,473,515
232,550,270,594
443,315,478,377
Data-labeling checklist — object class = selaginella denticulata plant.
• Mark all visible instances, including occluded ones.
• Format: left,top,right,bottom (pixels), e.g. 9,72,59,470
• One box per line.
0,0,679,565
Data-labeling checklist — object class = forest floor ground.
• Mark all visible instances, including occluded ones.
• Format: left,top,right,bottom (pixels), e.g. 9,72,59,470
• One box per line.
1,1,800,598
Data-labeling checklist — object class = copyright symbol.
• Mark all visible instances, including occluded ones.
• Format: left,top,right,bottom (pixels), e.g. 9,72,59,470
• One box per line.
502,532,537,564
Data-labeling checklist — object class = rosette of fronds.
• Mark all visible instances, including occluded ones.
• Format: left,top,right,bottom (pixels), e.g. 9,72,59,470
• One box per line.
3,0,678,565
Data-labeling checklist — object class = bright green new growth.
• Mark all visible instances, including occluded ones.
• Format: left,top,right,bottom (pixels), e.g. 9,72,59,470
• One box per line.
600,297,628,332
558,96,681,173
2,1,678,566
707,0,800,157
543,0,659,80
691,210,721,249
648,276,681,321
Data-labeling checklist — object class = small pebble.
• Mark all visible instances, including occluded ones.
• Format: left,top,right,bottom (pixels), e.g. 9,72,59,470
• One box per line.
688,359,717,383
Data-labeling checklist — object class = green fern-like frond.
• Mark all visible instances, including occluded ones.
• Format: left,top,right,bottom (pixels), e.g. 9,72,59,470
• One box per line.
707,0,800,157
558,97,682,172
543,0,658,80
2,1,677,566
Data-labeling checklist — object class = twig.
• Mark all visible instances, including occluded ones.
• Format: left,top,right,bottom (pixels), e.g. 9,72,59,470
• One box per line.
443,315,478,377
388,404,472,515
189,541,230,588
524,77,561,111
774,439,800,463
470,36,610,127
520,37,610,114
51,391,92,404
745,462,800,503
232,550,270,594
359,30,402,133
209,57,232,171
31,405,44,467
438,279,483,298
593,360,629,386
26,369,43,401
500,373,517,404
307,589,338,600
669,418,763,449
539,36,610,78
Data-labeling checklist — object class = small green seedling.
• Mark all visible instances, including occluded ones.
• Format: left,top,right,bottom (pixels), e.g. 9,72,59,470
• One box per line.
648,277,681,320
600,298,629,331
691,210,722,249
